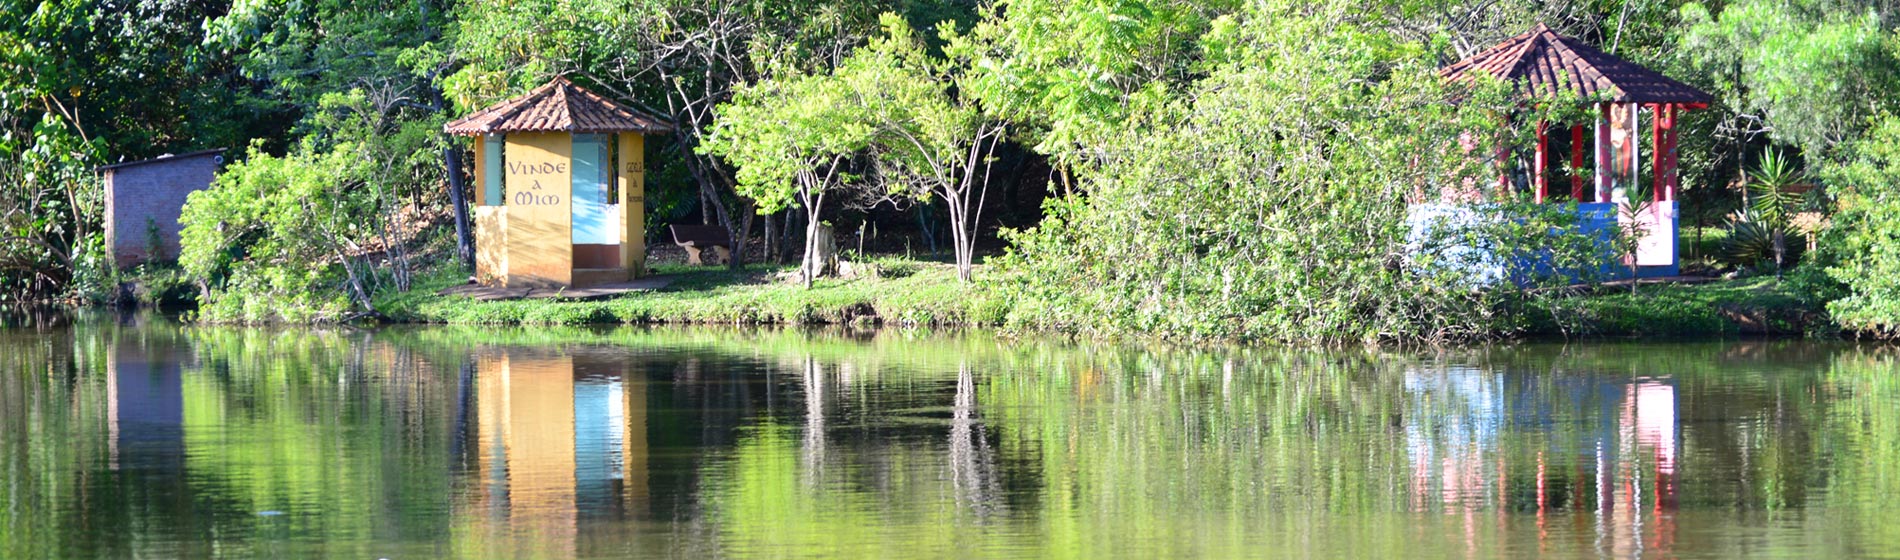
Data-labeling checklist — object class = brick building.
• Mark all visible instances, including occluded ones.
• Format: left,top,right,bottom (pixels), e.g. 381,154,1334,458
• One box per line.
97,149,224,267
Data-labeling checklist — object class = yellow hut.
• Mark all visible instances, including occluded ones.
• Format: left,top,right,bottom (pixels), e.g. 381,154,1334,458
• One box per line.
445,77,671,288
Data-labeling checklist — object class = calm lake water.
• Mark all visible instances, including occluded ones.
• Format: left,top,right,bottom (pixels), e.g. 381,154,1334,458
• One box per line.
2,312,1897,559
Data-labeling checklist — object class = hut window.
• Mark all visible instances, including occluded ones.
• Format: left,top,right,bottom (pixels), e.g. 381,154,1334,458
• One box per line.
483,135,504,206
571,134,615,244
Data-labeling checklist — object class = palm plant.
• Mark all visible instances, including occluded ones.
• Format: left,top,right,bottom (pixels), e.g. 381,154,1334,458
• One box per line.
1746,150,1805,276
1612,182,1654,294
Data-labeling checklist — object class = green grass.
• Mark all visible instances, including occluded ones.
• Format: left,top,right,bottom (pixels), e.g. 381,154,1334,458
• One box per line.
1522,276,1831,338
373,256,1835,338
1680,226,1730,270
374,259,1007,327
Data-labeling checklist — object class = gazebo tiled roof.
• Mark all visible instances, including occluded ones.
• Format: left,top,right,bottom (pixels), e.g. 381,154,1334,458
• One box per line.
445,76,672,136
1439,24,1712,105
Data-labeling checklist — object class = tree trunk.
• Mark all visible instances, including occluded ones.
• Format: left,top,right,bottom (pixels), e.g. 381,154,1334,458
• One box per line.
763,212,778,265
947,198,973,283
441,146,474,270
804,220,836,289
781,210,800,264
915,204,938,254
729,200,755,270
1773,230,1787,279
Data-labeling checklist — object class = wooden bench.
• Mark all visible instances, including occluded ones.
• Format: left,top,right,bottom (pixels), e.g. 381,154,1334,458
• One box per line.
670,224,732,266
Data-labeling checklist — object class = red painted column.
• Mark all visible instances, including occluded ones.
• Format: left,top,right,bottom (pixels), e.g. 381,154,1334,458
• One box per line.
1652,104,1665,202
1535,121,1549,203
1571,125,1586,201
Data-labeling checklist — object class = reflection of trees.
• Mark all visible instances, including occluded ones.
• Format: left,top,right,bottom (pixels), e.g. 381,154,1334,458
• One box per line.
948,362,1002,519
801,355,827,490
3,323,1900,558
1823,353,1900,551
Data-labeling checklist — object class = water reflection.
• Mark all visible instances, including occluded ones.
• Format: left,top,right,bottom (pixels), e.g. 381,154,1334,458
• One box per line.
0,322,1896,559
466,348,650,557
1400,366,1686,557
107,336,185,473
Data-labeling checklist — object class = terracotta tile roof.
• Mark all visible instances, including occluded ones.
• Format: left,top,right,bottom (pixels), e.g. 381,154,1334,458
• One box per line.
444,76,673,136
1440,23,1712,105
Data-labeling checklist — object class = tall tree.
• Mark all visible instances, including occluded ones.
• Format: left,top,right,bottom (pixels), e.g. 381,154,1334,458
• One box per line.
1677,0,1898,156
206,0,466,261
701,67,875,287
850,15,1009,282
954,0,1222,187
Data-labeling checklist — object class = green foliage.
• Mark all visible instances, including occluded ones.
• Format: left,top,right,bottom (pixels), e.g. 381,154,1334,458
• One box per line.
1819,115,1900,334
1522,277,1827,337
0,116,102,301
1722,216,1783,268
1743,148,1816,273
987,3,1598,343
205,0,449,109
702,71,873,216
955,0,1220,166
1,0,270,154
1749,149,1806,227
179,145,360,322
832,15,1013,281
1678,0,1899,155
180,91,444,323
1610,188,1655,292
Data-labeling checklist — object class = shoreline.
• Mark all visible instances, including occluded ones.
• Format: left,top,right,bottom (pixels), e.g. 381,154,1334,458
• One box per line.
365,262,1833,341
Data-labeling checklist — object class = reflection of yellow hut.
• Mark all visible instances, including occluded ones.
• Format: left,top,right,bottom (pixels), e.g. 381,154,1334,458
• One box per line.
473,348,650,557
446,77,671,288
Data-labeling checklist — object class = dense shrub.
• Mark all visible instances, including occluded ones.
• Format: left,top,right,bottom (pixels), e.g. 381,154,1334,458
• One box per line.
179,92,446,323
1819,116,1900,334
986,5,1602,344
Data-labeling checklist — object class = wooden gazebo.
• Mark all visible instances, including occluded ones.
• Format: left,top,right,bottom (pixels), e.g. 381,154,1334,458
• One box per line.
1441,23,1712,204
1441,24,1713,276
445,77,672,288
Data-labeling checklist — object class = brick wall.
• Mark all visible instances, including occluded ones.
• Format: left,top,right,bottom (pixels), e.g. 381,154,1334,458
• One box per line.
104,153,219,268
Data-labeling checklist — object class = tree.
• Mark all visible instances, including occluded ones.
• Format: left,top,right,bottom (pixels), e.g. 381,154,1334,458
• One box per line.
0,0,267,300
1612,189,1654,294
1821,115,1900,333
847,15,1009,283
207,0,467,263
179,91,436,322
701,70,875,288
1677,0,1897,156
988,2,1557,342
954,0,1221,188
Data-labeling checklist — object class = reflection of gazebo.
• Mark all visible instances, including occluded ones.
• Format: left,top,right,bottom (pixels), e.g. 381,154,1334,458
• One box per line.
446,77,672,288
1442,24,1713,275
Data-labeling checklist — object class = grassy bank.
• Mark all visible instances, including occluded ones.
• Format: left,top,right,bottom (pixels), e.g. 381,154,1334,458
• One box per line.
376,260,1006,327
1523,276,1833,338
380,255,1831,340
